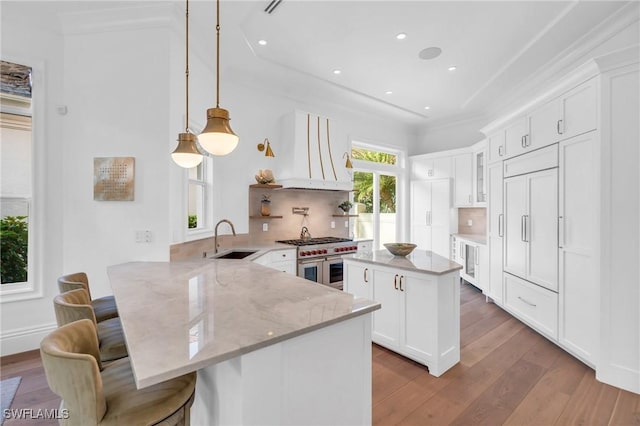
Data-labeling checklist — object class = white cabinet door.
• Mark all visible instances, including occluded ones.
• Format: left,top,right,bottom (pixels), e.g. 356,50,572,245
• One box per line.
477,245,488,294
503,174,528,278
528,99,562,151
410,156,451,180
410,180,432,250
430,179,452,258
558,133,597,365
504,168,558,292
344,261,372,300
561,78,597,140
504,272,558,339
371,269,401,348
473,149,487,206
487,131,506,164
487,162,504,304
526,168,558,291
503,118,528,159
453,153,473,207
401,273,436,361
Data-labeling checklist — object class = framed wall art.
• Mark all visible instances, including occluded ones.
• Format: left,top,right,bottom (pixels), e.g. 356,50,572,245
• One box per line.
93,157,135,201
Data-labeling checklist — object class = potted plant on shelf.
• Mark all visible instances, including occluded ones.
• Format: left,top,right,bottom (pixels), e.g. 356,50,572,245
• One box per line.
261,195,271,216
338,200,353,215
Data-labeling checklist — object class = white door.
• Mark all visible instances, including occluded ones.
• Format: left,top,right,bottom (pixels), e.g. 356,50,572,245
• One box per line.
487,162,504,304
430,179,452,258
527,168,558,291
371,269,401,348
503,174,528,278
559,133,597,363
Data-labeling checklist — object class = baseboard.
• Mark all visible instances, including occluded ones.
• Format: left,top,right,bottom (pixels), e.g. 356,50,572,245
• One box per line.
0,322,57,356
597,365,640,395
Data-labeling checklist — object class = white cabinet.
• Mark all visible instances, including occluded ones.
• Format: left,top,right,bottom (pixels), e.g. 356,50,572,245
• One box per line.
504,272,558,339
503,149,558,292
559,77,597,140
278,110,351,190
503,117,529,159
487,162,504,305
487,131,506,164
452,153,473,207
356,239,373,254
410,179,452,258
410,155,451,180
253,249,296,275
558,132,597,366
344,258,460,377
528,99,562,151
455,237,487,292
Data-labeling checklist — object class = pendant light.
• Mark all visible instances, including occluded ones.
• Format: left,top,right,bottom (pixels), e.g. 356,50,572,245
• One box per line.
171,0,203,168
198,0,239,156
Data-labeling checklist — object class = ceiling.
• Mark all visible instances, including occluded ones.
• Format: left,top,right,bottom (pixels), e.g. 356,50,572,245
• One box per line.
226,0,631,127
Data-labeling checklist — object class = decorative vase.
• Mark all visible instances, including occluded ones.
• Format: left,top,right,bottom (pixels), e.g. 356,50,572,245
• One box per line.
261,201,271,216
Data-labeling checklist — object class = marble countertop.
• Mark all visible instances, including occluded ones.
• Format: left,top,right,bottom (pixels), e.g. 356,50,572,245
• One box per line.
108,259,380,389
343,249,462,275
210,242,294,261
452,233,487,245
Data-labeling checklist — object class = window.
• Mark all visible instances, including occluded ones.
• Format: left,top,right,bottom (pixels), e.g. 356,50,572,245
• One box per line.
1,59,41,301
186,153,212,237
351,143,404,250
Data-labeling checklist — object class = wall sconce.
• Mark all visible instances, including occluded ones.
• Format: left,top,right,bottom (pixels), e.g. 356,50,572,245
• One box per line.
343,152,353,169
257,138,275,157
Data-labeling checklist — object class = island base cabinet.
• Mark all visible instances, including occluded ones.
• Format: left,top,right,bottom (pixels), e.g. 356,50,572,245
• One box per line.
191,315,373,426
366,263,460,377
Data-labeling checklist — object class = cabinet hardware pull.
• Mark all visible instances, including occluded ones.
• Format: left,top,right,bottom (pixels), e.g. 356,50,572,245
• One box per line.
518,296,537,307
498,145,503,156
526,134,530,147
399,275,404,292
521,215,526,242
525,215,529,242
498,213,504,237
428,169,433,177
364,268,368,283
394,274,399,290
557,119,564,135
521,135,525,148
558,216,564,248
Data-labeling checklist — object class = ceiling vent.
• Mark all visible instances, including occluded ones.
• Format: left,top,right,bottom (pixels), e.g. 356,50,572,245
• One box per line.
264,0,283,14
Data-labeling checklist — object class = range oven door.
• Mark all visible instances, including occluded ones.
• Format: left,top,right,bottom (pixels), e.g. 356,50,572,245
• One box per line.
322,256,344,290
298,259,323,284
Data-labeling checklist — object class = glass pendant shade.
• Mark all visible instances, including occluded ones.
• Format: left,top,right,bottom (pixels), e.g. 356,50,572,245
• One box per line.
199,107,239,156
172,133,203,168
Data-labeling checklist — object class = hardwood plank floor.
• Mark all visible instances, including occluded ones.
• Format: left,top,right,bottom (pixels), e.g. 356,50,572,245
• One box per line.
1,281,639,425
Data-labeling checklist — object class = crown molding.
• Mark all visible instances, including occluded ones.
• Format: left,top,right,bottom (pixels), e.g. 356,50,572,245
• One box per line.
58,3,175,35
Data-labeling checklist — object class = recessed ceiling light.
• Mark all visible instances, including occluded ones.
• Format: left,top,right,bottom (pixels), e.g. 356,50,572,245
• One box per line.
385,90,393,95
424,106,431,110
396,33,407,40
258,40,267,46
448,66,457,71
418,47,442,60
333,69,342,75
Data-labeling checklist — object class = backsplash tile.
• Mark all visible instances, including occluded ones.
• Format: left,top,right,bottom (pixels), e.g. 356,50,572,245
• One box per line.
457,207,486,235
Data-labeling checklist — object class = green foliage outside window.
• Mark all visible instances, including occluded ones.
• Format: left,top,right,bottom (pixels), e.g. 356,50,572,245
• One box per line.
1,215,28,284
188,215,198,229
351,148,397,214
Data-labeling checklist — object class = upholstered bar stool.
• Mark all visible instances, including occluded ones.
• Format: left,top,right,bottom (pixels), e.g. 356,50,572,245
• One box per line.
53,289,127,362
58,272,118,322
41,319,196,426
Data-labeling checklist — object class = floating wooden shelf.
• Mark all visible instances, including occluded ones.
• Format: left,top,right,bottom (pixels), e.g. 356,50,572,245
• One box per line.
249,184,283,189
249,215,283,219
332,214,359,217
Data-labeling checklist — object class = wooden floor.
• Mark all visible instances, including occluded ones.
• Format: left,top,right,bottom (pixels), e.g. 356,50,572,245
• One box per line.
1,281,639,425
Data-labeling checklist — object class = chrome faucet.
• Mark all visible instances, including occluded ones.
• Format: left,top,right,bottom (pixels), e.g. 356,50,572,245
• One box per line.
214,219,236,253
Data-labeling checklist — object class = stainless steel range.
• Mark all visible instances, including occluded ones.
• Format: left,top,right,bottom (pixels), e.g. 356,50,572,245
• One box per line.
276,236,357,290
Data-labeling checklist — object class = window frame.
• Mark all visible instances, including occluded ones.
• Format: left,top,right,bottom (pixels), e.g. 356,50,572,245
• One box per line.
0,56,44,303
184,123,213,241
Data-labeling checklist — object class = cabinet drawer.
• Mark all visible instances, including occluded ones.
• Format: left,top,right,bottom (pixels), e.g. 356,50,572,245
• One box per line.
268,249,296,262
357,240,373,253
503,144,558,178
270,260,296,275
504,273,558,339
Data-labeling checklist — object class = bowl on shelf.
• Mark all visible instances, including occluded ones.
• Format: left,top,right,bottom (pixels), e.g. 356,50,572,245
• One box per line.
384,243,417,257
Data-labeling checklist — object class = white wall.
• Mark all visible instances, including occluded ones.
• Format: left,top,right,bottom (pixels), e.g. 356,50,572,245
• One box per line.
413,116,487,155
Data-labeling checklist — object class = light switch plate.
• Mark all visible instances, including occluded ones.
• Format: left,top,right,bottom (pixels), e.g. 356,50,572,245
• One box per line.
467,219,473,226
331,221,335,229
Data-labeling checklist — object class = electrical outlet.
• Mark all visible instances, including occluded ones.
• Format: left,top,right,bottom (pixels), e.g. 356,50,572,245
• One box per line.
262,223,268,232
467,219,473,227
331,221,335,229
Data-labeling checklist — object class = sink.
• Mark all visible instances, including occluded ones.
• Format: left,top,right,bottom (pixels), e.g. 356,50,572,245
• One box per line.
212,250,257,260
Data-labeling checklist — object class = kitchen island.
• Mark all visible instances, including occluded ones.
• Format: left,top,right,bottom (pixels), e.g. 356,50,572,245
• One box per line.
343,249,462,376
108,259,380,425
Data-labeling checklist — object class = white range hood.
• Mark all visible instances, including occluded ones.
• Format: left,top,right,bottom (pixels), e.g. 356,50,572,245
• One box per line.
277,110,353,191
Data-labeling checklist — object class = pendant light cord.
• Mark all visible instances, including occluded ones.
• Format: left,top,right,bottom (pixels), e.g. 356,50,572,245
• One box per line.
185,0,190,133
216,0,220,109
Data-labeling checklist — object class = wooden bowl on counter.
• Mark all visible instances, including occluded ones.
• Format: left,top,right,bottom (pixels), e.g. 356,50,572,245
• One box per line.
384,243,417,257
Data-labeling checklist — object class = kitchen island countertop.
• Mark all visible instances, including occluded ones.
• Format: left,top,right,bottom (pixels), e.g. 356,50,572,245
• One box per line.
108,259,380,389
343,249,462,275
